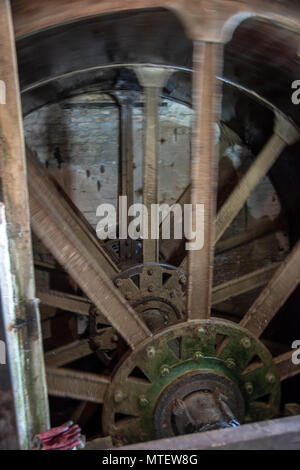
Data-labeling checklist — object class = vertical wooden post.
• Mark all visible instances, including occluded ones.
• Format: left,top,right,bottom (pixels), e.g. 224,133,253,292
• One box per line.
0,0,49,449
187,42,223,319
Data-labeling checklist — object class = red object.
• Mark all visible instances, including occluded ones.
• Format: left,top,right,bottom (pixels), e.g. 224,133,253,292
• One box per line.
34,421,85,450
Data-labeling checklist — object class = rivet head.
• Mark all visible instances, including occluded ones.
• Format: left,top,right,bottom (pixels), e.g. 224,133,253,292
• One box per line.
160,366,170,377
115,279,122,288
170,291,176,298
266,373,276,384
147,269,154,276
194,351,203,360
225,358,236,370
146,346,156,359
139,396,149,408
245,382,253,395
198,327,205,337
114,391,124,403
148,285,154,293
241,337,251,349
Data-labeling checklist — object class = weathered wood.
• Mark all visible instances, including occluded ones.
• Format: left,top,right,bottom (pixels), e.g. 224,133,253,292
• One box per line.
274,350,300,381
240,241,300,337
216,115,299,244
212,263,280,306
0,1,49,449
30,188,151,349
38,290,91,317
215,217,278,254
45,339,92,367
135,67,172,263
216,134,285,243
47,367,110,403
120,415,300,450
187,42,223,319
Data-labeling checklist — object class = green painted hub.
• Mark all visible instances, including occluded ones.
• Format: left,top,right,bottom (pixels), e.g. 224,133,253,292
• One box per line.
102,319,280,446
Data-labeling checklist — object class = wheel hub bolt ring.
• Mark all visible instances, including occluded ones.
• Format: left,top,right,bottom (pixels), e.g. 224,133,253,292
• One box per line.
114,391,124,403
146,347,156,359
194,351,203,360
226,358,236,370
241,337,251,349
160,366,170,377
266,373,276,384
139,396,149,408
245,382,254,395
198,327,205,337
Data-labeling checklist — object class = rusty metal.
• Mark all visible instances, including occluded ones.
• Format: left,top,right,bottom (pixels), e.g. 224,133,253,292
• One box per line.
102,319,280,446
113,263,186,331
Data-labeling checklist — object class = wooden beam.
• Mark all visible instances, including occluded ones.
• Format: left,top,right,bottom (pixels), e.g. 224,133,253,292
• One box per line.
187,41,223,319
216,115,299,244
45,339,92,367
274,350,300,381
0,1,49,448
47,367,110,403
240,241,300,337
135,67,172,263
211,263,280,306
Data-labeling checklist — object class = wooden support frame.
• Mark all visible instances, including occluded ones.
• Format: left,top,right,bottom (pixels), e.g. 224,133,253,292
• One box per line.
0,0,49,449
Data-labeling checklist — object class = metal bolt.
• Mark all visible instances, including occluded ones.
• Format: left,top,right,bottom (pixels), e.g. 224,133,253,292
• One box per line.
160,366,170,377
241,337,251,349
225,358,236,370
170,291,176,298
148,285,154,293
139,396,149,408
114,391,124,403
115,279,122,288
147,269,154,276
266,373,276,384
245,382,254,395
198,327,205,337
179,275,186,285
146,346,156,359
194,351,203,360
112,334,119,342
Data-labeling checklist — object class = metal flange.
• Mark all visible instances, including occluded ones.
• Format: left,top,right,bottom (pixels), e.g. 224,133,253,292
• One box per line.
102,319,280,446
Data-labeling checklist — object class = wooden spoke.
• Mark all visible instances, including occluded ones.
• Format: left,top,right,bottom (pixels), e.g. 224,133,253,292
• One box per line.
38,290,92,317
240,241,300,337
274,350,300,381
27,154,151,349
187,42,223,320
45,339,93,367
114,90,137,261
215,217,278,254
46,368,110,403
135,67,172,263
212,263,280,306
216,114,299,244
